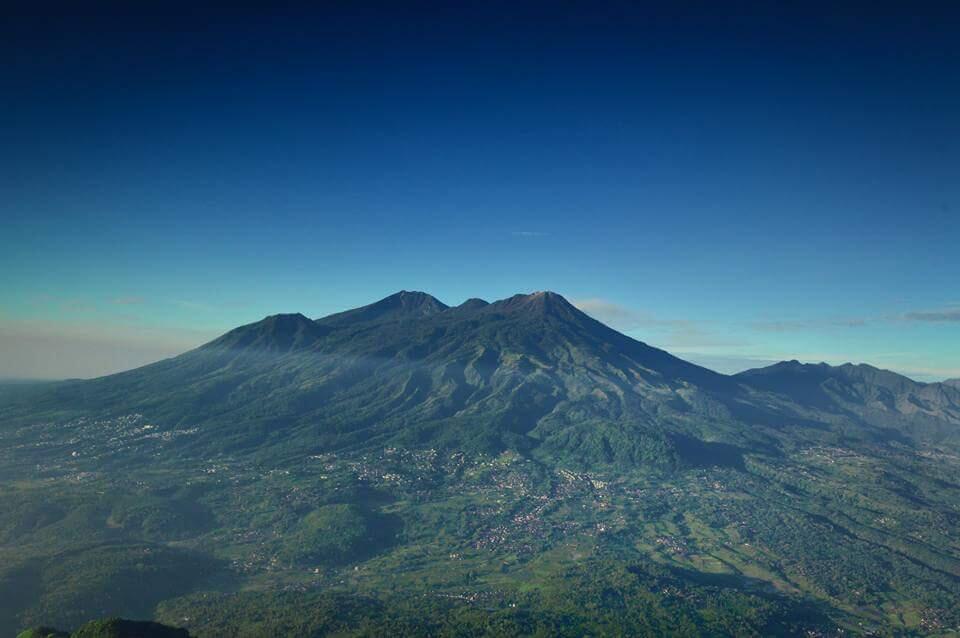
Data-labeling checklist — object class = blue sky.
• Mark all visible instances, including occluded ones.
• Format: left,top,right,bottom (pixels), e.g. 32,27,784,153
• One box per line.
1,2,958,380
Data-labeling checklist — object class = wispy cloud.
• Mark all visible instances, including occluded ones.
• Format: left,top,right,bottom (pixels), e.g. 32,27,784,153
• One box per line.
903,308,960,322
894,365,960,380
511,231,547,237
174,299,252,312
112,296,145,305
572,298,744,349
750,304,960,330
174,299,220,312
750,318,869,332
573,301,960,381
572,298,645,328
573,298,691,331
62,299,96,312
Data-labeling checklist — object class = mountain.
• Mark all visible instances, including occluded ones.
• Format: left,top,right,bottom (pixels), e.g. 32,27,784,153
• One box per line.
204,313,328,353
2,291,958,471
736,360,960,442
317,290,449,326
2,291,960,636
0,291,744,470
945,378,960,389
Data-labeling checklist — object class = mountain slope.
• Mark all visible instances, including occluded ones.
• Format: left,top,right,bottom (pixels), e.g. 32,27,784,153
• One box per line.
203,313,328,353
736,360,960,442
1,292,958,471
317,291,449,326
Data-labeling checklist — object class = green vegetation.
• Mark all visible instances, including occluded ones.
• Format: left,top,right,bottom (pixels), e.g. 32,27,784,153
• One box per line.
276,504,392,565
2,292,959,636
15,629,69,638
18,618,189,638
3,442,958,636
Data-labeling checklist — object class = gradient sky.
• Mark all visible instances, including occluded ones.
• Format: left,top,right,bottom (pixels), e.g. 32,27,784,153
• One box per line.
2,2,958,381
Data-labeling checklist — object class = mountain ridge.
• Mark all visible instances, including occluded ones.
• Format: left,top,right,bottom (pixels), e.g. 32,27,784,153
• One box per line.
2,290,957,472
317,290,449,326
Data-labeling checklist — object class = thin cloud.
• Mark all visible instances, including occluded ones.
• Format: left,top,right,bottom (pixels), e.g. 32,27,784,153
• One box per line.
751,318,869,332
662,329,747,350
903,308,960,322
113,296,145,305
573,298,643,327
511,231,547,237
752,306,960,329
574,298,713,333
897,365,960,380
572,298,744,349
174,299,219,312
174,299,252,312
62,299,96,312
574,299,959,381
573,298,686,331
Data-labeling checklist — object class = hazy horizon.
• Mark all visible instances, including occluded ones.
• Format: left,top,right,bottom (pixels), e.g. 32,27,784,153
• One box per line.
0,289,954,383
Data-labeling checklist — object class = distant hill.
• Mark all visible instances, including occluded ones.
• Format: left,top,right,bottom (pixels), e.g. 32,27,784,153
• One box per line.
736,360,960,442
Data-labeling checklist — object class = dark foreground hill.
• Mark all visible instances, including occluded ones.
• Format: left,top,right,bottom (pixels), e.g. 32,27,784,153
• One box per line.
1,291,959,636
